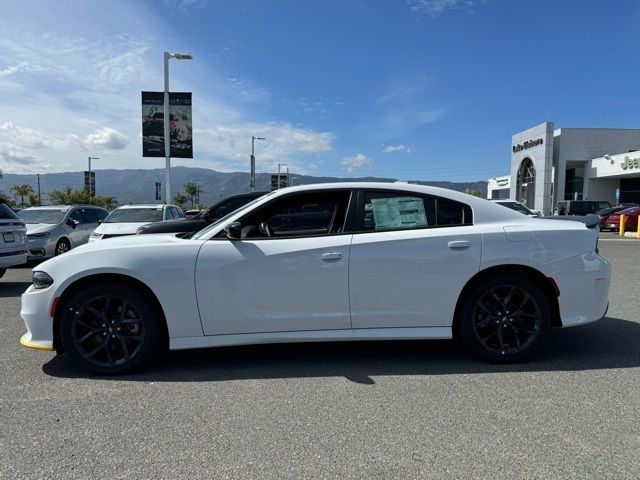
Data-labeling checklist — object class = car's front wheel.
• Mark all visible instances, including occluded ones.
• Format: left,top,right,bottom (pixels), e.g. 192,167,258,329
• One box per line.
55,238,71,256
457,275,551,362
59,284,164,374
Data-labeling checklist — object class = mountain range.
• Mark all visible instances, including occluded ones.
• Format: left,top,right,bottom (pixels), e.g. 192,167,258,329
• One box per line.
0,167,487,206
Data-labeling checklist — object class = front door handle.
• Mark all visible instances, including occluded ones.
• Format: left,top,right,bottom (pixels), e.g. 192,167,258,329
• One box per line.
448,240,470,249
321,252,343,261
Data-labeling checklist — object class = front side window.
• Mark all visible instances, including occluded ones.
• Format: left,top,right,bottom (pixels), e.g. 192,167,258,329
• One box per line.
69,210,84,224
239,191,351,239
360,191,471,232
80,209,98,224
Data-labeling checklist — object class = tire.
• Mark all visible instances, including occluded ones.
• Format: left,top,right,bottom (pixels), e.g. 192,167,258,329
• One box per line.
456,275,551,363
0,268,5,279
55,238,71,256
59,284,164,374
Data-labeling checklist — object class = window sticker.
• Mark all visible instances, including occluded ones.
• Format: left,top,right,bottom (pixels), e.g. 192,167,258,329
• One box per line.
370,197,427,230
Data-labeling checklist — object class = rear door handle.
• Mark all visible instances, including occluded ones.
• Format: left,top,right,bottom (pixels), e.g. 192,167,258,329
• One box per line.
321,252,343,261
448,240,470,249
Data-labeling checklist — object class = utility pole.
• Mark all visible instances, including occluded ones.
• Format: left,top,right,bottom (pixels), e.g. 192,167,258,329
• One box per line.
37,174,41,205
250,136,265,191
163,51,193,204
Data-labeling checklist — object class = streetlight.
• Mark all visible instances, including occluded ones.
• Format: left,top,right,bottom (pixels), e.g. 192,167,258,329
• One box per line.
88,156,99,196
250,136,266,191
163,51,193,204
277,163,288,189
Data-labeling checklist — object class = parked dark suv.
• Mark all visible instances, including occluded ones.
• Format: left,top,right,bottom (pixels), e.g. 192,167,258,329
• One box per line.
555,200,611,216
136,192,268,235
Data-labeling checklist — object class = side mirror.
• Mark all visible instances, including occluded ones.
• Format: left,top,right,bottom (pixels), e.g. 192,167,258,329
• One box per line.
66,218,79,229
224,221,242,240
98,219,103,224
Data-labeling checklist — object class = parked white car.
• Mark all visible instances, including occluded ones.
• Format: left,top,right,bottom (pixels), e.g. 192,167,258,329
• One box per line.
491,199,541,217
20,183,610,374
89,204,183,242
0,199,27,278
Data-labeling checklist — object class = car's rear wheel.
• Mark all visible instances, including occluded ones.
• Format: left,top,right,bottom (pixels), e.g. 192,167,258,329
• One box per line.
55,238,71,256
457,275,550,362
59,284,163,374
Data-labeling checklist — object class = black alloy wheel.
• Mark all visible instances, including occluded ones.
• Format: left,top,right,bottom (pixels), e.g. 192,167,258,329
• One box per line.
457,276,550,362
60,284,163,374
55,239,70,256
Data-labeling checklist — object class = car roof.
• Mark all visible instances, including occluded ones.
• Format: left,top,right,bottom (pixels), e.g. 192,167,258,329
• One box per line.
116,204,173,209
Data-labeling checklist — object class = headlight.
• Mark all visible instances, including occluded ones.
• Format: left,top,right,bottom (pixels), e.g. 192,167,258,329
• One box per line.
90,233,102,239
32,271,54,289
27,232,50,239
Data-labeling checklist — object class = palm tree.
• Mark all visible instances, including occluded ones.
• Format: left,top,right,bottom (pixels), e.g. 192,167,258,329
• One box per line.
183,182,203,208
11,184,34,208
173,193,188,209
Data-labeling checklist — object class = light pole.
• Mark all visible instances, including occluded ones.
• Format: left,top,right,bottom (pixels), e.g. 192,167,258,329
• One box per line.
277,163,288,189
88,156,99,196
163,51,192,204
250,136,265,191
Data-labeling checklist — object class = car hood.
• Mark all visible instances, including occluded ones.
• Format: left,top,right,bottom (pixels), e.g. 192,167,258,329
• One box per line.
25,223,57,234
94,222,152,235
69,232,199,255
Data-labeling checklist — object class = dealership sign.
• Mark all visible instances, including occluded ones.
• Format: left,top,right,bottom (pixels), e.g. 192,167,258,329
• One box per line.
141,92,193,158
512,138,543,153
621,156,640,170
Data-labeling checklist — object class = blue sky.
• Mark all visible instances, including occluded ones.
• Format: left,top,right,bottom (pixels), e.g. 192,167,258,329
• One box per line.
1,0,640,181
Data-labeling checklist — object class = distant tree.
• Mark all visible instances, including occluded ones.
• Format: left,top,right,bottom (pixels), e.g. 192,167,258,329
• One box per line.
465,189,482,197
101,196,119,211
48,186,117,209
173,193,188,209
183,182,203,208
27,192,39,207
10,184,34,208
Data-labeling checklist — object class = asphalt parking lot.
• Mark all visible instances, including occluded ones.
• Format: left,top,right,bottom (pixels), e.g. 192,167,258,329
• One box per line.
1,237,639,479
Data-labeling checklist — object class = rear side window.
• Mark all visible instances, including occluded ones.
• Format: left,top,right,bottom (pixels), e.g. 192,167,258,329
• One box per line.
0,202,19,220
360,191,471,232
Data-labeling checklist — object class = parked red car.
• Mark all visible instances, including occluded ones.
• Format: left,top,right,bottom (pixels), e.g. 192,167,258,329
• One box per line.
596,205,637,231
606,207,640,231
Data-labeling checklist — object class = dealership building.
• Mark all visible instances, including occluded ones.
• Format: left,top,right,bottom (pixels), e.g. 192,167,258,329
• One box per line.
487,122,640,214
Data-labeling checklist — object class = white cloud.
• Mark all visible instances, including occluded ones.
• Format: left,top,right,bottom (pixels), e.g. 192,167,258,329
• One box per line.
341,153,371,173
408,0,485,17
0,1,336,176
382,144,412,154
83,127,128,150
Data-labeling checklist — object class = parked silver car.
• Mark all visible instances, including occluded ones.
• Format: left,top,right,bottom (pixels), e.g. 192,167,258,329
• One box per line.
18,205,108,259
0,199,27,278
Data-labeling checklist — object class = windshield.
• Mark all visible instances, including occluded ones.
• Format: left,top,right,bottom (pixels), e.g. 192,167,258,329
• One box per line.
18,209,66,224
105,208,163,223
498,201,533,215
192,192,276,240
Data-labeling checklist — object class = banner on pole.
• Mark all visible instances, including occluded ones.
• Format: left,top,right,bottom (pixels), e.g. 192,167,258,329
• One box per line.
142,91,193,158
84,171,95,195
270,174,289,190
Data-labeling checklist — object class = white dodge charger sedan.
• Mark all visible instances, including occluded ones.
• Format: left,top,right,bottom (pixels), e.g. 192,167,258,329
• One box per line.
20,183,611,374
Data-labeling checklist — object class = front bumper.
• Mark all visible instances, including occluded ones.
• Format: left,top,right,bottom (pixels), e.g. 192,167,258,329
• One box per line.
26,237,56,259
20,284,56,351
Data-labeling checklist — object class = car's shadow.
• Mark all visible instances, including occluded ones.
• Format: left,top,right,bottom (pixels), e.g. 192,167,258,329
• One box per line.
0,281,31,298
42,317,640,384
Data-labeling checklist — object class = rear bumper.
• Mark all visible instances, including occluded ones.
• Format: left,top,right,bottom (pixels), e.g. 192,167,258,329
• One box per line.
543,252,611,327
0,251,27,269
